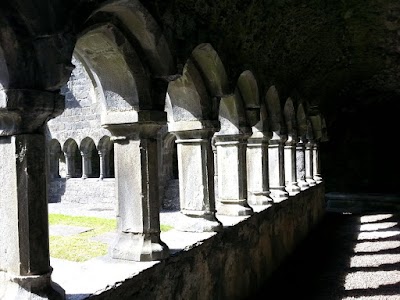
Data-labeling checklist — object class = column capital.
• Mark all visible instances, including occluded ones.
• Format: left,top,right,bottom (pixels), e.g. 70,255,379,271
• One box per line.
0,89,64,136
104,111,166,140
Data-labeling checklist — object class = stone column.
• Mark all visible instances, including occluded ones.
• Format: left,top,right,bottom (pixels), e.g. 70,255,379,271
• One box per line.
215,134,253,216
98,150,107,180
108,123,169,261
64,152,73,179
211,136,219,201
173,129,222,232
81,151,91,179
268,132,289,202
246,134,273,206
305,139,316,186
0,135,64,299
313,142,323,183
284,135,301,195
296,137,310,190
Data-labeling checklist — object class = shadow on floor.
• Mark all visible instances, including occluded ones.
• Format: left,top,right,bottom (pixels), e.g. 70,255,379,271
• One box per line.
248,211,400,300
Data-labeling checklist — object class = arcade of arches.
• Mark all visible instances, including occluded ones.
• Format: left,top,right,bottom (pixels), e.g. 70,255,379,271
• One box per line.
0,0,399,299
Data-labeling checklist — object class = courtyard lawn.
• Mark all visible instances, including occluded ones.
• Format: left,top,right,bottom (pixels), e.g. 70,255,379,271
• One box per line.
49,214,173,262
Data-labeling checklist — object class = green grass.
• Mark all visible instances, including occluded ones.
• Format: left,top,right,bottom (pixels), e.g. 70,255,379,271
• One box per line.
49,214,173,262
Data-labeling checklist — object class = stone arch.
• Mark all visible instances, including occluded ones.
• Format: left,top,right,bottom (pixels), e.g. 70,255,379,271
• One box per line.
310,114,323,141
48,139,62,179
80,137,100,179
78,0,176,117
296,103,308,139
218,91,249,135
283,97,297,137
86,0,175,78
252,98,270,135
74,25,148,124
237,70,260,128
167,43,229,128
98,135,115,179
191,43,230,98
265,86,283,133
160,132,180,210
63,139,82,178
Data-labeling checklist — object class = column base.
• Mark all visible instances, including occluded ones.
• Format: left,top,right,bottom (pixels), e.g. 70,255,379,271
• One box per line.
314,175,323,184
217,200,254,216
297,180,310,191
176,212,222,232
285,183,301,196
248,191,274,206
110,232,169,261
306,178,317,186
0,270,64,300
270,187,289,203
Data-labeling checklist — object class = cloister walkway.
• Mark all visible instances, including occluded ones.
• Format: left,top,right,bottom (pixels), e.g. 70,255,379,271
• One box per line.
250,200,400,299
48,195,400,300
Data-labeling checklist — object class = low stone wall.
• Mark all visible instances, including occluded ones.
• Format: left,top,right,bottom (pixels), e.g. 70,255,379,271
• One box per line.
49,178,115,206
89,184,325,300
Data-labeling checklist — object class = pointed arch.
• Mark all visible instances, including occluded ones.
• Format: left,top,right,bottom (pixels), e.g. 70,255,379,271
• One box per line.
237,70,260,128
265,86,282,132
283,97,297,136
296,103,308,138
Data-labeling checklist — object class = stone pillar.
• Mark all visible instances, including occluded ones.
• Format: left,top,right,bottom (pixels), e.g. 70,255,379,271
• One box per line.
313,142,323,183
64,152,73,179
305,140,316,186
284,135,301,195
246,134,273,206
98,150,107,180
296,137,310,190
81,152,91,179
268,132,289,202
173,129,222,232
109,123,169,261
215,135,253,216
211,136,219,201
0,135,64,299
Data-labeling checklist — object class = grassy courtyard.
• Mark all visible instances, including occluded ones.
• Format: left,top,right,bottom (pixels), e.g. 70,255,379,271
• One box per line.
49,214,173,262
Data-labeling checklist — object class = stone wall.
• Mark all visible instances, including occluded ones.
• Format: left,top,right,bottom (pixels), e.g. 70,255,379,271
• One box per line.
49,178,115,206
88,184,325,300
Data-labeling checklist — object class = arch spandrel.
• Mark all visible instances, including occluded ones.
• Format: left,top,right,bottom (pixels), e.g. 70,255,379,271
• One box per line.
283,97,296,135
265,85,282,133
89,0,175,77
191,43,229,97
237,70,260,128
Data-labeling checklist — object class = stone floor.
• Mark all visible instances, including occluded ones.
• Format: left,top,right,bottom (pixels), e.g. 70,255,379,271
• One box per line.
249,210,400,300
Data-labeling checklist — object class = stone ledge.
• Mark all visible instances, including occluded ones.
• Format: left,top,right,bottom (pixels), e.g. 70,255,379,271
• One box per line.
51,184,324,300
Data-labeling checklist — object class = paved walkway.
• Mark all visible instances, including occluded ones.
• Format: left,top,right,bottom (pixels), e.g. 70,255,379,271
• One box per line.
249,210,400,300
